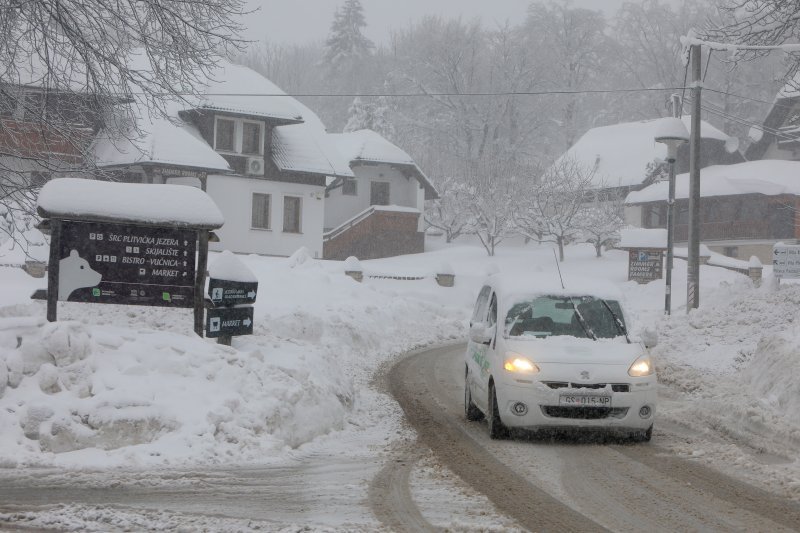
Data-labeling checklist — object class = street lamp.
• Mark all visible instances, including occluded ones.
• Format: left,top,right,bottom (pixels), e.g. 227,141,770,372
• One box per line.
655,116,689,315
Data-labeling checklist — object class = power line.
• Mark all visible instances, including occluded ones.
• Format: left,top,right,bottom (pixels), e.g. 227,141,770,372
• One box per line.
159,87,692,98
704,87,795,111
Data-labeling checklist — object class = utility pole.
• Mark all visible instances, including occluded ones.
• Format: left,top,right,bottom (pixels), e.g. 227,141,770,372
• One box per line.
687,44,702,311
664,93,682,316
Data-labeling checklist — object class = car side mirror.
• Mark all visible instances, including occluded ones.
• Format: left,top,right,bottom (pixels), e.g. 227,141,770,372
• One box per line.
469,322,494,345
640,327,658,349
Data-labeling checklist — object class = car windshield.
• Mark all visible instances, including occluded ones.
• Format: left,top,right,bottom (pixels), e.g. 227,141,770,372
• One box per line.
505,295,626,340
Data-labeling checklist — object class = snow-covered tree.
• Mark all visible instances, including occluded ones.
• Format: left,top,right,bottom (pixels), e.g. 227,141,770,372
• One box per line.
579,191,626,258
462,157,526,256
522,3,608,150
424,177,473,243
344,95,396,139
514,157,595,262
323,0,374,74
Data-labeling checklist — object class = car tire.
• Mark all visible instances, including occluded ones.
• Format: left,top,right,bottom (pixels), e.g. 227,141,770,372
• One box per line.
465,378,484,422
632,425,653,443
488,382,509,440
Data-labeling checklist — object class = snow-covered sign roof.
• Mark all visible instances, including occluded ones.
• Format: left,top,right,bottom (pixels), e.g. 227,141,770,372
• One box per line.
329,130,438,200
37,178,224,229
92,106,231,173
271,101,354,178
560,117,731,188
625,160,800,204
617,228,667,249
186,61,303,123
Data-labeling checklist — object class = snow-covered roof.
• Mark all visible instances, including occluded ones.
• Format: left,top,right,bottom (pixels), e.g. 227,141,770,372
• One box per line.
271,101,354,178
329,130,438,200
92,106,231,173
37,178,224,228
625,160,800,204
208,250,257,283
488,274,624,306
561,117,731,188
186,61,303,123
618,228,667,249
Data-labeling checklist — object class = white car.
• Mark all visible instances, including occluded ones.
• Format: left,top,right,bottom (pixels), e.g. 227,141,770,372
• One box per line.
464,276,657,441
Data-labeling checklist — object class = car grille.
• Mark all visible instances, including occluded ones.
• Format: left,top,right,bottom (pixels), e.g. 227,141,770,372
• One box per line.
541,406,629,419
543,382,630,393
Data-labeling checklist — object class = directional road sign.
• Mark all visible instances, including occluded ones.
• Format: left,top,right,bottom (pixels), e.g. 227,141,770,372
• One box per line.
773,243,800,279
208,278,258,306
205,306,254,338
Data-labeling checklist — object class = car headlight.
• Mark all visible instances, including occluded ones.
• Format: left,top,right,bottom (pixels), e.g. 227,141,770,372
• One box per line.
504,353,540,374
628,354,654,377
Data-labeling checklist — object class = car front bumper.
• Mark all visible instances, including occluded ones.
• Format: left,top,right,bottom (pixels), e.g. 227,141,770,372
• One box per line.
495,379,657,432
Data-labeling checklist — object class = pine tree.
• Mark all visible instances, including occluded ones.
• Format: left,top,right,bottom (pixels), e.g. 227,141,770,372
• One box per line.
344,95,395,140
323,0,374,69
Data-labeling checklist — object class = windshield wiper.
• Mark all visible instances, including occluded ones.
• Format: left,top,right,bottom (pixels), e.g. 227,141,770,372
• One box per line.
569,298,597,341
600,299,631,344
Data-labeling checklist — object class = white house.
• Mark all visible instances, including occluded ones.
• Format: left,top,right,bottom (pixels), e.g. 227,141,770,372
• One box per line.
82,61,435,260
323,130,438,260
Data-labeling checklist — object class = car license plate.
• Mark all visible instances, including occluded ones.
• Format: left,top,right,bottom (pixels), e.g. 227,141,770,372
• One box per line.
559,394,611,407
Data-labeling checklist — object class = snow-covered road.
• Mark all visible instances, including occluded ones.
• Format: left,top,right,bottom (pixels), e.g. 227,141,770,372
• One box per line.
2,240,800,530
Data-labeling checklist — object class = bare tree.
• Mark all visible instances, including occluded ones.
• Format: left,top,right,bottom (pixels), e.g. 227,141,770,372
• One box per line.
514,157,595,262
579,190,626,258
0,0,247,254
462,156,524,256
424,176,473,243
522,3,608,151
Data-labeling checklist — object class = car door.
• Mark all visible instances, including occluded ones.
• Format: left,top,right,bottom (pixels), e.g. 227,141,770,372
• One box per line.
469,290,498,412
466,286,492,409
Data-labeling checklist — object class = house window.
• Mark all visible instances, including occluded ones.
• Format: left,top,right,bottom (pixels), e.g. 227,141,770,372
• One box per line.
342,177,357,196
23,91,44,120
251,193,271,229
242,121,262,155
30,172,50,188
723,246,738,258
370,181,390,206
283,196,301,233
0,87,19,117
215,118,235,152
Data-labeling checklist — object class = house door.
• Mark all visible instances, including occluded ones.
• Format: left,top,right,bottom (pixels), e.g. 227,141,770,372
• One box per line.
370,181,390,206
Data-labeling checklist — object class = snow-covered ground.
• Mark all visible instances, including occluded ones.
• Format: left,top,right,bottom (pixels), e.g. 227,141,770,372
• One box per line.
0,235,798,503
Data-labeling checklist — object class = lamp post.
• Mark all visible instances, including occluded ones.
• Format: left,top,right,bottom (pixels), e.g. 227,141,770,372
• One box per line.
654,113,689,316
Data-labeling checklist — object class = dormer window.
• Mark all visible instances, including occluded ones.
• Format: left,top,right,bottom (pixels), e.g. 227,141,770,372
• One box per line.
214,116,263,155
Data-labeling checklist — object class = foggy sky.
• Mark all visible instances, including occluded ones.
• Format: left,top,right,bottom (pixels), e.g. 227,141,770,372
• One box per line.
245,0,638,45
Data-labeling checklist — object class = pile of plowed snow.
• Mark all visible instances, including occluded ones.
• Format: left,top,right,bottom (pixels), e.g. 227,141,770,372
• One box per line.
0,253,466,467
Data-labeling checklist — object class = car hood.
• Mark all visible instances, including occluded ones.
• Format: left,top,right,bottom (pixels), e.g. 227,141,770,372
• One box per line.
504,337,645,366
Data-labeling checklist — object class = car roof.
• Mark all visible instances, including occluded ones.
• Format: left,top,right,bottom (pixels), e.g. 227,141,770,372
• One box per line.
484,274,624,304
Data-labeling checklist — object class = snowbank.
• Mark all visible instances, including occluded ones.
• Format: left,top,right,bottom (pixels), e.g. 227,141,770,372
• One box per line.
0,251,465,467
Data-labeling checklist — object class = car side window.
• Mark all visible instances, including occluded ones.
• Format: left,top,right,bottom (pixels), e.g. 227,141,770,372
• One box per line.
487,294,498,328
471,286,491,324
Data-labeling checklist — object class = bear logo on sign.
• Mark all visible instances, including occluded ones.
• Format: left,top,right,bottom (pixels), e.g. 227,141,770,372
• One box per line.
58,249,102,301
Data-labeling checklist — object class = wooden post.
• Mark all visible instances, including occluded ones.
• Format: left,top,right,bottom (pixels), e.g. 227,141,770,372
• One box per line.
194,230,209,336
46,219,61,322
217,335,232,346
687,44,702,311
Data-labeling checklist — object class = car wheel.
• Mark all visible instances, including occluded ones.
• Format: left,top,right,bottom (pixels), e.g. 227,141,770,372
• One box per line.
632,425,653,443
465,377,484,422
488,382,509,440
